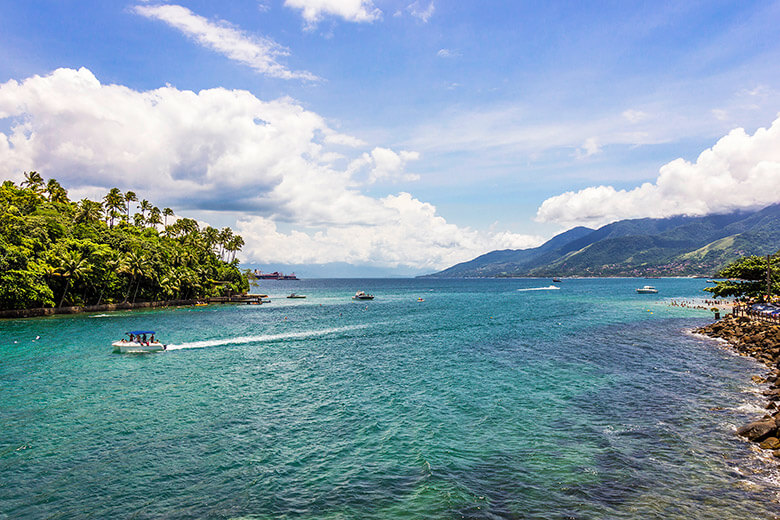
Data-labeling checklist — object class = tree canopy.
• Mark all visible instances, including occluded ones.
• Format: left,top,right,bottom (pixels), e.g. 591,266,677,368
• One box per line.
704,254,780,301
0,173,248,310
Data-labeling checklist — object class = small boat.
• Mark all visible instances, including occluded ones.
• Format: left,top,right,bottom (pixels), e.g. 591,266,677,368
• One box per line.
194,301,207,306
552,278,562,282
636,285,659,294
113,330,166,353
417,297,425,302
353,291,374,300
287,293,306,299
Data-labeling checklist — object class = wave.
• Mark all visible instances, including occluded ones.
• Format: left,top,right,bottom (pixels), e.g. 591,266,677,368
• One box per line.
165,324,368,351
88,314,114,318
517,285,561,292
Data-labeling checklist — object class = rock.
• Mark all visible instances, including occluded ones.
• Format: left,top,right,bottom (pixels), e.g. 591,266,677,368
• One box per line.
737,420,778,442
760,437,780,450
753,375,768,384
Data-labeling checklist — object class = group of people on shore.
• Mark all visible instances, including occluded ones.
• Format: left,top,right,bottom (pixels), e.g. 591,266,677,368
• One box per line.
668,299,730,310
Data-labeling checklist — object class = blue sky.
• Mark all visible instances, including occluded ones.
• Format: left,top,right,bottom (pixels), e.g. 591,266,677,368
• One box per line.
2,1,780,275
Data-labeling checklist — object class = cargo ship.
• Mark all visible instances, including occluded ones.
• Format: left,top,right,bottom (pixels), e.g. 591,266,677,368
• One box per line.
253,270,299,280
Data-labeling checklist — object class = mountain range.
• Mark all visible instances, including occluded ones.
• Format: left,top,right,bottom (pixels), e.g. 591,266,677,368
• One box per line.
426,204,780,278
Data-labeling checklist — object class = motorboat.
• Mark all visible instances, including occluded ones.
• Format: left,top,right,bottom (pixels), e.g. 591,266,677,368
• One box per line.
552,278,562,282
287,293,306,299
353,291,374,300
636,285,659,294
113,330,166,353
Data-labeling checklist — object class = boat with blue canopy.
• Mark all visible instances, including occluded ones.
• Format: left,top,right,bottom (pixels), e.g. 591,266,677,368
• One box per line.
112,330,166,353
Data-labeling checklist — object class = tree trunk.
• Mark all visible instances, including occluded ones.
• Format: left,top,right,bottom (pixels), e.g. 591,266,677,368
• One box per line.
132,278,141,303
58,282,69,308
122,277,134,303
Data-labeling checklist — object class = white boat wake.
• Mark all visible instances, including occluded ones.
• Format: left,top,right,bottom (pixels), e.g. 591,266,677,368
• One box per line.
165,324,368,351
517,285,561,292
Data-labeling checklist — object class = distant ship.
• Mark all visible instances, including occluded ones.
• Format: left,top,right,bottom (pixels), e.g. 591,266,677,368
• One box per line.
253,270,299,280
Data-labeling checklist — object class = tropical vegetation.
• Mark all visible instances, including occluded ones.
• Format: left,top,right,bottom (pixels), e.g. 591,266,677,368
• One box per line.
704,253,780,301
0,172,248,310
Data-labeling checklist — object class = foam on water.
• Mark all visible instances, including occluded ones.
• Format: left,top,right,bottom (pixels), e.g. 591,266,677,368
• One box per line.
516,285,560,292
165,324,368,350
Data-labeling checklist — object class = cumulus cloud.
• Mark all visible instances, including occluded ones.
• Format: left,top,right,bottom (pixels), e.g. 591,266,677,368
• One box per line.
284,0,381,27
0,67,536,270
134,4,318,81
237,193,542,269
348,147,420,184
536,115,780,228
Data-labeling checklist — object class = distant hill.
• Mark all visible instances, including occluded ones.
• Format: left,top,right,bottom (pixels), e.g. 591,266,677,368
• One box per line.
425,204,780,278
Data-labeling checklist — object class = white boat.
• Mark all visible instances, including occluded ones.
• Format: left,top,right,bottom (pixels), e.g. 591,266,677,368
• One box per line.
113,330,166,353
287,293,306,299
636,285,658,294
353,291,374,300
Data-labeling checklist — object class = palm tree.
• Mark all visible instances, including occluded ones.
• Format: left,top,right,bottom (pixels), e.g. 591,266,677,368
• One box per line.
75,199,103,224
45,179,69,203
133,213,145,227
103,188,124,228
21,171,45,194
119,250,150,303
218,227,233,261
178,218,199,236
124,191,137,222
163,207,174,227
54,250,92,307
159,271,181,300
227,235,245,262
203,226,220,254
147,206,162,228
139,199,152,219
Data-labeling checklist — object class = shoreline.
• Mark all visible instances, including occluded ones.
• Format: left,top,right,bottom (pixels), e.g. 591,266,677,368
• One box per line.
0,294,267,320
695,315,780,455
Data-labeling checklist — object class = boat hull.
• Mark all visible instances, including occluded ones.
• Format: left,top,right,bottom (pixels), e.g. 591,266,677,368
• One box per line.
112,341,165,353
636,289,658,294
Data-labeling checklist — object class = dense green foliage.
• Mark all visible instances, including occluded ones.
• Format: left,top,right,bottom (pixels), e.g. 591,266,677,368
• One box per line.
704,254,780,300
0,173,248,310
431,204,780,278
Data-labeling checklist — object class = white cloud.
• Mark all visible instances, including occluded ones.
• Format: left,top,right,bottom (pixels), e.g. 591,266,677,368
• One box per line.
0,67,536,270
407,1,435,23
348,147,420,184
576,137,601,158
437,48,460,58
237,193,542,269
622,109,648,123
284,0,381,27
536,114,780,228
133,4,318,81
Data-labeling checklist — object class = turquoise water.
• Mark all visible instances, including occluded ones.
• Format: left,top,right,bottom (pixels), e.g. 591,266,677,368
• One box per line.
2,278,779,519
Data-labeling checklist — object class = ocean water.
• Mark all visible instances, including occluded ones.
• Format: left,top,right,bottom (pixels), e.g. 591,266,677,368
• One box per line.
2,278,779,519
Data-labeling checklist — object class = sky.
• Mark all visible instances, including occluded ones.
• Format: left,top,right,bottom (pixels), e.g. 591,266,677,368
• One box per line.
2,1,780,275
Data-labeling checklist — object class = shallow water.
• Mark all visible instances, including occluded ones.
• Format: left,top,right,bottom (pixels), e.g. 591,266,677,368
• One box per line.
2,278,779,519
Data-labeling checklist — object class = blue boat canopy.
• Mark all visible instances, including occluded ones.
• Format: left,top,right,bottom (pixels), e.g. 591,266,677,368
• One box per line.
127,330,155,335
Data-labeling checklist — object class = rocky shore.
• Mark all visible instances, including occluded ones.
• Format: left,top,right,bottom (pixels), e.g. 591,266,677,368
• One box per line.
695,315,780,455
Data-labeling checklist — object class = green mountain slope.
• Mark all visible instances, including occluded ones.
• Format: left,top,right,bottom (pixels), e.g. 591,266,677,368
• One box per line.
427,204,780,278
